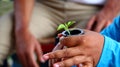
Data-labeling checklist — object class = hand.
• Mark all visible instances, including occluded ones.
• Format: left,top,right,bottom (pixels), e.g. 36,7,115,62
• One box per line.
15,31,44,67
48,43,90,67
86,9,114,32
48,43,64,67
43,30,104,67
49,35,86,67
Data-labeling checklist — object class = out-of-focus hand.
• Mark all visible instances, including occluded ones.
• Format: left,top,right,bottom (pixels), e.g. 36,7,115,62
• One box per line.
86,9,114,32
86,0,120,32
15,31,44,67
43,30,104,67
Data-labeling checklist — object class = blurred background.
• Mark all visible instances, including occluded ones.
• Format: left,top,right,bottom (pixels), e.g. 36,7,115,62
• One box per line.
0,0,13,16
0,0,49,67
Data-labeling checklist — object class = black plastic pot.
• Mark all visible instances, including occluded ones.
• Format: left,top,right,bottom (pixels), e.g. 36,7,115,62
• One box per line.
55,28,84,45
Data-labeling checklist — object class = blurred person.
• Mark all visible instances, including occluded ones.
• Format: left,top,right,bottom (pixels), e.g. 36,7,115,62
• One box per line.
43,15,120,67
0,0,120,67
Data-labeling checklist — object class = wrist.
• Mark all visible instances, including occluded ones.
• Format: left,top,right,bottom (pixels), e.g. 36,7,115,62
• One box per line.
101,3,119,19
15,20,29,36
99,9,116,20
15,27,29,36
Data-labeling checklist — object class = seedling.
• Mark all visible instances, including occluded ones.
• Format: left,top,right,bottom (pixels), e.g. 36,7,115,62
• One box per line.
57,21,75,35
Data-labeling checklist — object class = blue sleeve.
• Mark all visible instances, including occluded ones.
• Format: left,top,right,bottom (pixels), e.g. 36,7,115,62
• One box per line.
97,36,120,67
101,16,120,42
74,16,120,67
97,16,120,67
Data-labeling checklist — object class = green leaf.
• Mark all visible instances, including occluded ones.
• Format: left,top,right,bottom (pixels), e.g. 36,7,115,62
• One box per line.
64,23,68,28
57,24,66,31
2,0,10,2
67,21,75,27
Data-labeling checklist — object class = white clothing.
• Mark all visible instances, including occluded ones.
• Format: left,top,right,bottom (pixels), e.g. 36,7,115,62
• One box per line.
69,0,106,5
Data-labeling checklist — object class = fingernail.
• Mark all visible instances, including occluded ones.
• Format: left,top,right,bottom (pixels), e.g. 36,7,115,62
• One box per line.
43,54,49,60
79,64,83,67
53,64,59,67
40,57,45,63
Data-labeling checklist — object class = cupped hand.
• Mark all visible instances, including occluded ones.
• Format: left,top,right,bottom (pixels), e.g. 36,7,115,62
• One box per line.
15,31,44,67
86,10,114,32
49,43,93,67
43,30,104,67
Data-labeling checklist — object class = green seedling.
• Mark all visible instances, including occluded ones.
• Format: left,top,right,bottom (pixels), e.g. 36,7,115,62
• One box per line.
57,21,75,35
1,0,10,2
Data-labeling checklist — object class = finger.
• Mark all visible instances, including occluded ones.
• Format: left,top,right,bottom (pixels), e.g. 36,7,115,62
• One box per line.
77,64,83,67
26,50,39,67
104,20,111,27
53,56,93,67
86,16,96,30
43,43,64,62
49,43,63,67
77,63,93,67
83,63,93,67
35,42,44,63
57,33,64,38
60,35,83,47
49,58,61,67
52,43,64,51
93,20,105,32
17,52,28,67
49,59,53,67
43,47,83,59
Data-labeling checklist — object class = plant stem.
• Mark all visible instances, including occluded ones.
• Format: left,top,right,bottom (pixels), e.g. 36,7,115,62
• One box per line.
64,23,71,35
66,29,71,35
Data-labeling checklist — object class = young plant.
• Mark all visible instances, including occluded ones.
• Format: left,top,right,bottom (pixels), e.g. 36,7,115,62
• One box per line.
57,21,75,35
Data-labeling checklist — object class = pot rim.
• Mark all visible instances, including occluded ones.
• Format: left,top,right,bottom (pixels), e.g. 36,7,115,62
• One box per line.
61,28,84,37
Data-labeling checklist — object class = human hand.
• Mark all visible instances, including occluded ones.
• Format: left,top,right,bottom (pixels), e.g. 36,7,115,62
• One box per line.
48,43,91,67
15,31,44,67
86,9,114,32
48,34,83,67
48,42,64,67
43,30,104,67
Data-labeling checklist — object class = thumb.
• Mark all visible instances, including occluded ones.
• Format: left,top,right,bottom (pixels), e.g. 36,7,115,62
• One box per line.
105,20,111,27
60,35,83,47
86,16,96,30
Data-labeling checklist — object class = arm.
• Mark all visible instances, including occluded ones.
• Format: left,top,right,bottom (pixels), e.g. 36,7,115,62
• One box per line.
14,0,44,67
101,15,120,41
14,0,34,32
43,30,120,67
43,30,104,67
86,0,120,32
97,16,120,66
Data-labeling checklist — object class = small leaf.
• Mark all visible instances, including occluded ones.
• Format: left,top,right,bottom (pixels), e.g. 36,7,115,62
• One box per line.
2,0,10,2
67,21,75,27
64,23,68,28
57,24,66,31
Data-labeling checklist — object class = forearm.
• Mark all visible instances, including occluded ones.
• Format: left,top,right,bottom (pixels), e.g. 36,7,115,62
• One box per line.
101,0,120,19
101,16,120,41
14,0,34,34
